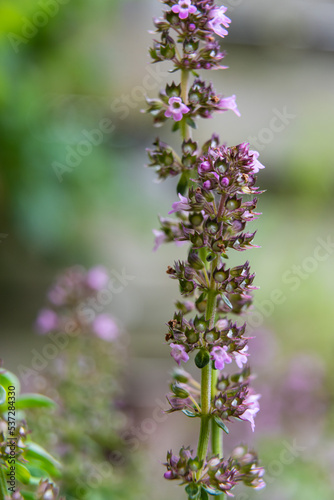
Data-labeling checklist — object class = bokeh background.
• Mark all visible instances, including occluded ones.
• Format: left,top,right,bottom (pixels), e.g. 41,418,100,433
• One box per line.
1,0,334,498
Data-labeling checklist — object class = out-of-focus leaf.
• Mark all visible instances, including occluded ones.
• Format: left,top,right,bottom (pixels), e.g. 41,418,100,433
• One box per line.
0,369,21,395
16,394,56,410
0,386,6,405
24,442,61,478
15,462,31,485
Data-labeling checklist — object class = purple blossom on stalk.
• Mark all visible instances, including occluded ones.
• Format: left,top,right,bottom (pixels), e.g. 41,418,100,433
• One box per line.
208,6,231,38
240,393,261,432
249,149,265,173
165,97,190,122
211,346,232,370
168,194,191,214
217,95,241,117
147,1,266,496
171,0,197,20
170,343,189,365
234,345,248,369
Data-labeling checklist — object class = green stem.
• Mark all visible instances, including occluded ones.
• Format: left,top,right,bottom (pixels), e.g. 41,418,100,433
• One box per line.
211,368,223,458
196,287,217,475
196,363,211,465
180,69,191,141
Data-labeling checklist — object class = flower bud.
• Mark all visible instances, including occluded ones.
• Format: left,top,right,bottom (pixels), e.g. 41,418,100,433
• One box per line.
189,212,204,227
226,197,241,210
171,383,190,399
204,218,221,236
195,349,210,369
188,249,204,270
213,268,229,283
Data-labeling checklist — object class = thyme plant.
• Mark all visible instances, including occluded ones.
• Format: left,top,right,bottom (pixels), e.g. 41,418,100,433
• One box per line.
146,1,266,498
34,266,142,500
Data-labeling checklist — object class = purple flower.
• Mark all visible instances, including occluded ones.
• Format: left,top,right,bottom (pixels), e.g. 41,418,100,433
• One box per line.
171,0,197,20
217,95,240,117
92,314,119,341
198,161,212,175
240,393,261,432
86,266,109,290
249,150,265,173
153,229,167,251
165,97,190,122
170,343,189,365
208,6,231,38
168,194,191,214
234,346,248,369
211,346,232,370
36,309,58,334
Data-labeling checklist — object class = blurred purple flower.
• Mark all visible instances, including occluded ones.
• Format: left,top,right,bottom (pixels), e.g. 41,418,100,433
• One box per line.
153,229,167,252
211,346,232,370
47,286,67,306
165,97,190,122
36,309,58,334
86,266,109,290
92,314,119,341
172,0,197,20
170,343,189,365
249,150,265,173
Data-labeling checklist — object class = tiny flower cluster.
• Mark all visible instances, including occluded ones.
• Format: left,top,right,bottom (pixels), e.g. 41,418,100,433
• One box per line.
164,445,265,497
146,79,238,130
166,313,249,365
151,1,230,70
166,366,260,434
35,266,119,342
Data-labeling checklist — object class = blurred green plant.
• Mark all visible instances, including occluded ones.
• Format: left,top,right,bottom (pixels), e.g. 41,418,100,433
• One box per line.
0,365,63,499
29,266,145,500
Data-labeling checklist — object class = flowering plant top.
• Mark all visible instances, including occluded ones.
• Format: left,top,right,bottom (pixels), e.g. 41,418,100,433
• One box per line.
145,1,266,498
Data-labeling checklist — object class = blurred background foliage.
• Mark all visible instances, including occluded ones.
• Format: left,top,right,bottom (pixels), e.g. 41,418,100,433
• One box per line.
0,0,334,498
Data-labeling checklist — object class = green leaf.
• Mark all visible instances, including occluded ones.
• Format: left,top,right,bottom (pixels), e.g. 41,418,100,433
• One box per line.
195,349,210,369
177,171,190,195
24,442,61,478
182,409,197,418
185,483,200,499
0,386,6,406
221,294,233,309
0,369,21,395
0,466,9,497
16,394,56,410
200,487,209,500
172,121,180,132
213,415,229,434
15,463,32,485
21,492,35,500
202,486,221,496
186,117,197,129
